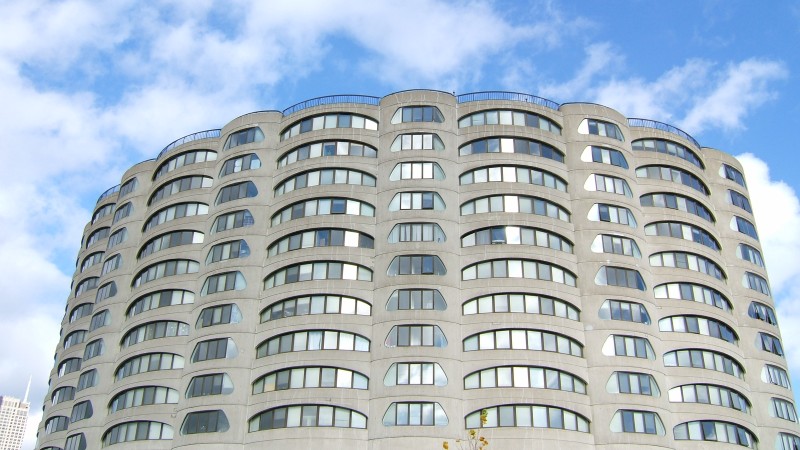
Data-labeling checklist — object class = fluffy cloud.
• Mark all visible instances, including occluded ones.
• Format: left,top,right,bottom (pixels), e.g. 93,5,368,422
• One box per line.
540,43,787,134
738,154,800,383
1,3,796,449
0,3,575,447
681,59,788,133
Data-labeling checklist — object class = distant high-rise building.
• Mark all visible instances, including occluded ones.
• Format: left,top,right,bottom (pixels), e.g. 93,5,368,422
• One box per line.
0,395,29,450
37,90,799,449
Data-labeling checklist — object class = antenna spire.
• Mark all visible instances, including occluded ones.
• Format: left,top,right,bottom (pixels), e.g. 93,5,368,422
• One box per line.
23,376,31,403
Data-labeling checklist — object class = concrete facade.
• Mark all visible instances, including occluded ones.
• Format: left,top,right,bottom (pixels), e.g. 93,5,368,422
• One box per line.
37,90,799,449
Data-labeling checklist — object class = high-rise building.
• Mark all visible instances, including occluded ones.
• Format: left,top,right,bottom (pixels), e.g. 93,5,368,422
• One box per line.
36,90,799,449
1,395,29,450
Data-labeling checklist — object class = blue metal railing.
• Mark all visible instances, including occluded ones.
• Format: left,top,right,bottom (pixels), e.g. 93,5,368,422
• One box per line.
457,91,560,111
282,95,380,116
96,184,120,204
627,118,700,149
156,129,222,160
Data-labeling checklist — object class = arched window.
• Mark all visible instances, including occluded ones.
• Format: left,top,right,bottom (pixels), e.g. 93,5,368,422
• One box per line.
278,140,377,167
390,162,445,181
127,290,194,317
640,192,714,222
272,198,375,226
601,335,655,359
463,328,582,357
584,174,632,197
385,325,447,348
102,421,173,445
606,372,659,396
459,136,563,161
385,363,446,387
191,338,237,363
598,300,650,324
132,259,199,287
224,126,264,149
109,386,179,412
462,259,576,287
390,133,444,151
578,118,623,141
392,105,444,123
465,366,585,393
264,261,372,288
268,229,373,256
609,410,664,435
720,163,747,186
281,113,377,140
201,271,246,295
460,195,569,221
663,348,744,378
253,367,368,394
581,146,628,168
587,203,637,227
154,149,216,180
668,384,749,413
115,353,184,380
595,266,645,290
632,138,703,168
144,202,208,232
120,321,189,347
466,405,589,432
261,295,371,322
206,240,250,264
459,110,561,134
387,289,445,311
383,402,448,426
219,153,260,177
138,230,204,259
389,192,446,211
659,315,737,343
187,373,234,398
215,181,257,205
148,176,212,205
650,251,725,280
256,330,370,357
644,221,720,251
181,410,229,434
210,209,253,233
459,165,567,191
636,165,709,194
463,293,578,320
387,255,446,276
653,282,731,311
249,404,367,431
275,168,376,195
673,420,756,447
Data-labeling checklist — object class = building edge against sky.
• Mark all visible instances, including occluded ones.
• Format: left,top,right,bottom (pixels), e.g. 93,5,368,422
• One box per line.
37,90,800,449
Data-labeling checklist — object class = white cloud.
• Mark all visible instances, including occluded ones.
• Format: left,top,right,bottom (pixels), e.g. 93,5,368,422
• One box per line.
539,42,624,101
1,2,586,442
681,59,788,133
538,44,787,134
738,154,800,389
23,410,42,450
2,1,796,444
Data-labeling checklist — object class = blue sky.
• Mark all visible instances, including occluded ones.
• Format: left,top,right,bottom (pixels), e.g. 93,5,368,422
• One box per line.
2,1,800,447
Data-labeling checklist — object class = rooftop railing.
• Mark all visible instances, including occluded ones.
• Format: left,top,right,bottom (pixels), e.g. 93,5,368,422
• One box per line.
627,118,700,149
96,184,120,204
282,95,381,117
457,91,560,111
156,129,222,160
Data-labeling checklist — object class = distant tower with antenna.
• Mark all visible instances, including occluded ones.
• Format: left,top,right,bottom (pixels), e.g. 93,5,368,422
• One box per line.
0,380,31,450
